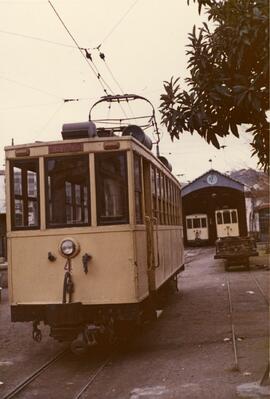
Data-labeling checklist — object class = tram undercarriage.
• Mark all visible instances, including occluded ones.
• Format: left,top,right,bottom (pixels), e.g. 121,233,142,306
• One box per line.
11,269,182,352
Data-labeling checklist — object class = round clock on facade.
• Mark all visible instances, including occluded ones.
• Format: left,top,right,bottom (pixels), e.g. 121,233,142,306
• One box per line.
207,174,218,185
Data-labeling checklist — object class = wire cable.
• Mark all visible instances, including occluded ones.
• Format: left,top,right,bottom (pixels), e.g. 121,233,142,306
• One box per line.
98,0,140,46
48,0,113,96
0,29,79,49
38,101,64,134
97,51,135,118
0,75,61,99
0,100,62,111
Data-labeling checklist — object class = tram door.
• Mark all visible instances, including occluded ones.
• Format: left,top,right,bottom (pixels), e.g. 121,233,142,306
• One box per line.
215,209,239,238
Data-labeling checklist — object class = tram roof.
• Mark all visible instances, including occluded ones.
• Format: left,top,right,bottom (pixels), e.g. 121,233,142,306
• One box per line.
182,169,244,197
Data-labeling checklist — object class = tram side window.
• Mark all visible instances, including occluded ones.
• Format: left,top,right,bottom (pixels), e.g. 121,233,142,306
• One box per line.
134,154,143,224
231,210,238,223
95,152,129,225
45,155,90,227
151,166,157,219
10,159,39,229
216,212,223,224
156,170,161,224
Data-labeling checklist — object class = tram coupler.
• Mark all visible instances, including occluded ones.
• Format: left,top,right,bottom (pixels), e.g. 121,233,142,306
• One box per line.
32,320,42,342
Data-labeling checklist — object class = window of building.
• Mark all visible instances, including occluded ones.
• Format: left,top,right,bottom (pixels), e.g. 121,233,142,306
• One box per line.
45,155,90,227
95,152,129,225
10,159,39,229
134,154,143,224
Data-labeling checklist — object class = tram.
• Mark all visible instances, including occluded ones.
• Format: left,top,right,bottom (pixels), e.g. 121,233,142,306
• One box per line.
215,208,239,238
185,214,209,245
5,95,184,349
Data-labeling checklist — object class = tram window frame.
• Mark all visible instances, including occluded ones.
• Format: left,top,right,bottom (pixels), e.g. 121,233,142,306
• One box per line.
162,174,168,224
231,210,238,223
193,218,201,228
201,218,207,228
216,212,223,225
45,155,90,228
10,159,40,230
223,210,231,224
134,153,143,224
170,181,176,225
187,219,192,229
151,166,157,219
167,179,170,224
95,151,129,226
156,170,162,224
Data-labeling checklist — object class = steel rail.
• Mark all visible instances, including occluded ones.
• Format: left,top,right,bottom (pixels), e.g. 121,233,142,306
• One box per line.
226,275,240,372
2,349,69,399
249,271,269,306
73,355,112,399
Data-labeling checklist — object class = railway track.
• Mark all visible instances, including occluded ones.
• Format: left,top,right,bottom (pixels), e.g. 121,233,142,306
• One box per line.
225,268,269,373
248,270,269,306
2,349,69,399
225,275,239,371
2,347,112,399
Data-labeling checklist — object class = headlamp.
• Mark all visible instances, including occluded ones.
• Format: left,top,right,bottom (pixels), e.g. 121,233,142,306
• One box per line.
59,238,79,258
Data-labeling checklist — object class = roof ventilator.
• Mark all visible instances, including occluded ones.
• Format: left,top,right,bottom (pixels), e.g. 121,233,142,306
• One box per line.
122,125,152,150
61,121,97,140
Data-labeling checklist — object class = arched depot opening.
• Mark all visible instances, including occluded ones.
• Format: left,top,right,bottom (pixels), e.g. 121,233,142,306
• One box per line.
182,170,247,246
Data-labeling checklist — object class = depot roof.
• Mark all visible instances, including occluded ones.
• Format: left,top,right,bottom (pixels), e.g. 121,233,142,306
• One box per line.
182,169,244,197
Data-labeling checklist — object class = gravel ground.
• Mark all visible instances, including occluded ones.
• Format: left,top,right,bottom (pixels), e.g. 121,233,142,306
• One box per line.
0,247,269,399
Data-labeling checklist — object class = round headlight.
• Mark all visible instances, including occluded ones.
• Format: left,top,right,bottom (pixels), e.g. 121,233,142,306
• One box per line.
59,238,79,258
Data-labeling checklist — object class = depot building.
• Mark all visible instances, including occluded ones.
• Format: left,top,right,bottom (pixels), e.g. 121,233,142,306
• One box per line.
182,169,247,245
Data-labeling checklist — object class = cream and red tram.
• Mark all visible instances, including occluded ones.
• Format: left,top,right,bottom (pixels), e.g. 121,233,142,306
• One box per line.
5,95,184,347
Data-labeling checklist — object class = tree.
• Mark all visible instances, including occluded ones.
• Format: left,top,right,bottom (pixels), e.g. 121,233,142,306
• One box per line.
160,0,269,171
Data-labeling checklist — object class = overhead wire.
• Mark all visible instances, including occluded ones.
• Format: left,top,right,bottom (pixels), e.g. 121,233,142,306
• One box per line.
96,50,135,118
48,1,130,120
48,0,114,97
37,101,64,134
98,0,140,47
2,0,158,140
1,2,140,121
0,29,79,49
0,75,61,99
0,100,62,111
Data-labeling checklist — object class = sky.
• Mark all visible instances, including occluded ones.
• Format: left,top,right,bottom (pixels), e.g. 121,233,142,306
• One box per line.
0,0,259,181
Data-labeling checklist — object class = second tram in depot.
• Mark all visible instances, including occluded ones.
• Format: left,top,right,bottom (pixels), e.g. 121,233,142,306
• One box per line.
186,208,240,245
5,94,184,351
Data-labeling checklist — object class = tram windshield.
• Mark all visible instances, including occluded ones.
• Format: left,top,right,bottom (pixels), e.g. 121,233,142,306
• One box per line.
45,155,90,227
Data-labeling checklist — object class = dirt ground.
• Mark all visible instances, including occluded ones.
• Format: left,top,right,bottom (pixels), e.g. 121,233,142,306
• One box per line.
0,246,269,399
